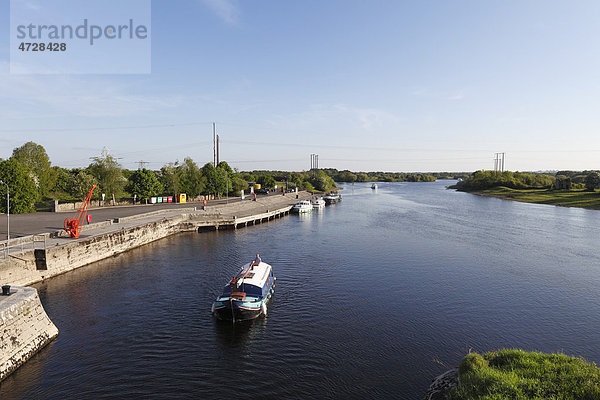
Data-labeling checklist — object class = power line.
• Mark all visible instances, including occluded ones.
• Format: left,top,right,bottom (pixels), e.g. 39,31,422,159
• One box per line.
0,122,214,133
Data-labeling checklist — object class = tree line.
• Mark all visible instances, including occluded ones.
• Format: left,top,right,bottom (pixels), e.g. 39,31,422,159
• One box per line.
0,142,249,213
320,169,470,182
453,170,600,191
0,141,341,214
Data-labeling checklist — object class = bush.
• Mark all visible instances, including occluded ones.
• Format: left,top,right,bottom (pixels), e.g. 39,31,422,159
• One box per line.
456,171,554,191
449,349,600,400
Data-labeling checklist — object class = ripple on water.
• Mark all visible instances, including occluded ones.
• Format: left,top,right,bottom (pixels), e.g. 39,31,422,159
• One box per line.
3,182,600,399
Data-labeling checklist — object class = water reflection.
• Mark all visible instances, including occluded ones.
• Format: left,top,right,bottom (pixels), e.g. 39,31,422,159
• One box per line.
213,316,268,347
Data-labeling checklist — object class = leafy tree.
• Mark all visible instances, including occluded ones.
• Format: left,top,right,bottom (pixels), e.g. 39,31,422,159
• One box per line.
126,169,164,200
356,173,368,182
200,162,217,195
11,141,55,196
336,170,357,182
0,159,38,214
257,174,276,188
70,170,97,199
303,181,315,192
240,172,256,182
309,170,336,192
160,163,180,194
288,172,306,189
585,172,600,191
178,158,204,197
457,170,553,191
50,166,73,196
216,162,233,195
231,175,249,193
217,161,233,175
215,166,231,196
88,155,125,197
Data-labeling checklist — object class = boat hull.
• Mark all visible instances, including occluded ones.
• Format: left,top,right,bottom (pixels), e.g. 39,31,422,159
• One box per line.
213,305,263,322
213,293,273,322
292,207,313,213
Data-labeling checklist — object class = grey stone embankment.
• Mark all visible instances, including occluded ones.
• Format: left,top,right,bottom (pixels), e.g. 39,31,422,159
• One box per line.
0,192,312,287
0,286,59,382
0,192,311,382
423,369,458,400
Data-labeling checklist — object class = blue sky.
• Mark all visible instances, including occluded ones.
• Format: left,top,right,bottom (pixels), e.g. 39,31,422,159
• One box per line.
1,0,599,172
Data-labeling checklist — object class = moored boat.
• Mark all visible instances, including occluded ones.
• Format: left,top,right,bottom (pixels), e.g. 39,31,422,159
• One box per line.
311,197,325,209
323,191,341,205
292,200,314,213
212,255,276,322
371,183,378,189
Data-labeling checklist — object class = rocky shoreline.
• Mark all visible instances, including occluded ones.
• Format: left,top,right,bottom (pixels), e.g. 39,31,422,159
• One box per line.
423,368,458,400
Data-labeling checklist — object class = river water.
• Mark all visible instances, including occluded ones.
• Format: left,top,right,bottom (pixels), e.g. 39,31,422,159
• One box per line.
2,181,600,399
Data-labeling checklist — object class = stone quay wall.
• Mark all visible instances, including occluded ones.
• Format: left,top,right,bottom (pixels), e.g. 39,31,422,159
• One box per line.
0,286,59,382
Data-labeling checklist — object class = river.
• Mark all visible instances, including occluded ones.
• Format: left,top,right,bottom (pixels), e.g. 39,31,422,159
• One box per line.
2,181,600,399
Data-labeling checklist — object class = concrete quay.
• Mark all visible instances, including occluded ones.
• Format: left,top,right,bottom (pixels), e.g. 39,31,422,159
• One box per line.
0,192,312,287
0,286,59,382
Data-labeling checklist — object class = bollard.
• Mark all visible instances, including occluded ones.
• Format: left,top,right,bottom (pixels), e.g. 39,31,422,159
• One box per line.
2,285,11,296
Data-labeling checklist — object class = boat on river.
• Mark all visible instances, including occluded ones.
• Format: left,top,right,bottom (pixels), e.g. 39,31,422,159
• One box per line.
311,197,325,209
212,255,275,322
292,200,314,213
371,183,378,190
323,191,341,205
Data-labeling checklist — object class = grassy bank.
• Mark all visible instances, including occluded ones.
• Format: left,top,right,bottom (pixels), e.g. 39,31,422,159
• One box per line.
448,349,600,400
469,187,600,210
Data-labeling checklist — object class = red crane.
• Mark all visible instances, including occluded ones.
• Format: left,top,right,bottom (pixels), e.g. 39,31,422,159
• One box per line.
64,185,97,238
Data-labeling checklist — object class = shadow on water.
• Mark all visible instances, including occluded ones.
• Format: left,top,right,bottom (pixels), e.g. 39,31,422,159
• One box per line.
213,316,268,347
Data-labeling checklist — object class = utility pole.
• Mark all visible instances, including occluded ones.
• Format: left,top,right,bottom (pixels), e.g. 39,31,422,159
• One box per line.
137,160,148,170
494,153,505,173
310,153,319,176
217,134,220,166
213,122,216,167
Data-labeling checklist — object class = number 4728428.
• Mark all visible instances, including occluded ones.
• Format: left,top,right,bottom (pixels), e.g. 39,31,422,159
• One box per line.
18,42,66,51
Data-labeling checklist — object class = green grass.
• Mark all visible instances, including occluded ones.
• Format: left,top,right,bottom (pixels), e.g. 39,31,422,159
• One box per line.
448,349,600,400
472,187,600,210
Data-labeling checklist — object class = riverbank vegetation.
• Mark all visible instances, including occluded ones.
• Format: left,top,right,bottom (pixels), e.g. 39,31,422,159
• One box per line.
0,142,253,213
0,141,343,213
452,170,600,209
448,349,600,400
453,170,554,191
320,169,470,183
244,169,471,185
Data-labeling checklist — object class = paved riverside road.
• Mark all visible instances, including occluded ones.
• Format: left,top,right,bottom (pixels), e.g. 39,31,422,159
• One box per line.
0,196,265,239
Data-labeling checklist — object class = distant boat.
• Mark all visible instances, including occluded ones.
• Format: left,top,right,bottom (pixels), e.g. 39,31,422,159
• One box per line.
371,183,378,190
311,197,325,209
212,256,275,322
323,192,341,205
292,200,314,213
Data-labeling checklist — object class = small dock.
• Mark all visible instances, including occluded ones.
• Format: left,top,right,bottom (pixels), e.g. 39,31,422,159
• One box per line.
193,205,293,231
